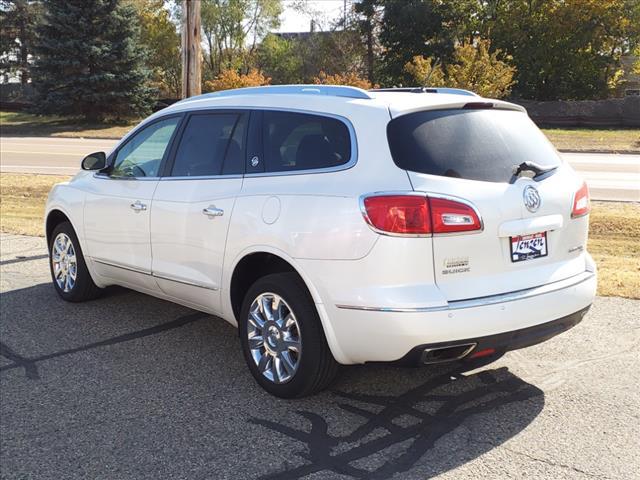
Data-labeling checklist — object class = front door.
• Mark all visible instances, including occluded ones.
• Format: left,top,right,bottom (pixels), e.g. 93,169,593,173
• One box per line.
83,115,182,290
150,111,248,313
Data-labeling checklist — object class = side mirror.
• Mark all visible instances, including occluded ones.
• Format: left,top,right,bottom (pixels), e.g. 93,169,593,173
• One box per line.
81,151,107,171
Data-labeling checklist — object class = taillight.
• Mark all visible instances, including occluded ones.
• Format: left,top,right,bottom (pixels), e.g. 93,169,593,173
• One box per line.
571,181,590,218
361,194,482,236
362,195,431,235
429,197,482,234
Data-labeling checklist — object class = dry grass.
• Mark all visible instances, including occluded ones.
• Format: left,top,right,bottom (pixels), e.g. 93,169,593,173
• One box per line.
0,173,70,236
541,128,640,152
588,201,640,299
0,111,135,139
0,174,638,298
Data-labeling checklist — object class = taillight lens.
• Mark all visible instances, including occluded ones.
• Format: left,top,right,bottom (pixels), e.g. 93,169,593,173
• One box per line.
363,195,431,234
571,181,590,218
362,194,482,235
429,197,482,234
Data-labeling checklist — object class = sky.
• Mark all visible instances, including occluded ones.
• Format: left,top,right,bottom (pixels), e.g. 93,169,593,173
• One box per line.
277,0,351,33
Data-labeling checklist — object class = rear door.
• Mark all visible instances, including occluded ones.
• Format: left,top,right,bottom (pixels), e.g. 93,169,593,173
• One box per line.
150,110,248,313
387,107,589,301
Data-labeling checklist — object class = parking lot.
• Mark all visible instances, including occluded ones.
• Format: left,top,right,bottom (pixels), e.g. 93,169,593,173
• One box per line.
1,233,638,479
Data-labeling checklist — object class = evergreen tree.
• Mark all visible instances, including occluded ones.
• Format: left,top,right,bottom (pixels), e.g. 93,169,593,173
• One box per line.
32,0,153,121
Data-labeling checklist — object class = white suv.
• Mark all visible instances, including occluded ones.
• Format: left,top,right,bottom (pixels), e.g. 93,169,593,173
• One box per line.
45,85,597,397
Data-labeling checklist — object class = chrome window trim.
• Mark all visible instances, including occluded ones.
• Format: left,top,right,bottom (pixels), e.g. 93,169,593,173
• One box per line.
335,270,595,313
358,191,484,238
160,174,243,181
152,106,359,179
93,173,160,181
244,108,359,178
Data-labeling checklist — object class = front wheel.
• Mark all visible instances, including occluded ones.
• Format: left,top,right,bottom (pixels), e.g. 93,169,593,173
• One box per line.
239,273,338,398
49,221,102,302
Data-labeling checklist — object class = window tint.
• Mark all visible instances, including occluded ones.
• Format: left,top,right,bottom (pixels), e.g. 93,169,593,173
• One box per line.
387,109,561,183
171,113,245,177
111,116,180,178
263,111,351,172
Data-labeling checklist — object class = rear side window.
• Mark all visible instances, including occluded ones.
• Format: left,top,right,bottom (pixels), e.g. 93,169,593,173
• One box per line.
387,109,561,183
263,111,351,173
171,113,246,177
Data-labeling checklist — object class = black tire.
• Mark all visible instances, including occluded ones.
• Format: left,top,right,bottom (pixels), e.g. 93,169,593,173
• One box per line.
238,273,339,398
48,221,102,302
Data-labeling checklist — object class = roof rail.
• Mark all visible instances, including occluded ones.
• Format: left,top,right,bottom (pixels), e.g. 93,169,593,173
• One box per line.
176,85,373,104
370,87,478,97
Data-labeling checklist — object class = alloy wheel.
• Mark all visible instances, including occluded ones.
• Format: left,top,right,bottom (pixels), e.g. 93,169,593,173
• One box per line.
51,232,77,293
247,293,302,384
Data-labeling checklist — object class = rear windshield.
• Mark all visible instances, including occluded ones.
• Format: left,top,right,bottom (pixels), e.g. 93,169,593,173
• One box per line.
387,109,561,183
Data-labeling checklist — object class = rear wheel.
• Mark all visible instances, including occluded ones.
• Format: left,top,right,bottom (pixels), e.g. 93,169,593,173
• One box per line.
239,273,338,398
49,221,102,302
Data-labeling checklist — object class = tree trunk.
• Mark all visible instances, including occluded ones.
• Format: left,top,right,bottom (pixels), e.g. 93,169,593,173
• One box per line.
182,0,202,98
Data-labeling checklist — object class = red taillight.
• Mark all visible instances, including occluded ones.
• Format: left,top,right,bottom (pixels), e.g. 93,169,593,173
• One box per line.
429,197,482,234
571,181,590,218
363,195,431,234
362,194,482,236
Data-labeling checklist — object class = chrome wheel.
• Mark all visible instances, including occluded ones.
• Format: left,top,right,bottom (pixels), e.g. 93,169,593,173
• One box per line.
51,232,77,293
247,293,302,384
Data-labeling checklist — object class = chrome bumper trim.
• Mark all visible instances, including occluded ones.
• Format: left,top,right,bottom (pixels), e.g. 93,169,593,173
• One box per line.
335,270,596,313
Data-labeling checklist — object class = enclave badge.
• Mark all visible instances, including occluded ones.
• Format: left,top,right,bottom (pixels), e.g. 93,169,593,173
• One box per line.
523,185,541,212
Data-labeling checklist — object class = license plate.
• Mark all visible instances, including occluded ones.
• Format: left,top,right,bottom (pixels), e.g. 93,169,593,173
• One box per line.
510,232,548,262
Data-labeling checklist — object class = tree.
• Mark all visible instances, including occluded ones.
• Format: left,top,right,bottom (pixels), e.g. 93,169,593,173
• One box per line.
354,0,382,83
32,0,154,121
256,34,303,84
403,55,446,87
204,67,270,91
0,0,42,84
445,40,515,98
200,0,281,78
489,0,640,99
133,0,181,97
312,71,376,89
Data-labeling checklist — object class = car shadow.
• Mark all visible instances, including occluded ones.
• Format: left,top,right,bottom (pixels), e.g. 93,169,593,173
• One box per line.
0,282,544,479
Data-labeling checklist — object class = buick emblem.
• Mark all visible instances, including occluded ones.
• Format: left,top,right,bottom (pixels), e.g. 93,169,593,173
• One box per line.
523,185,541,212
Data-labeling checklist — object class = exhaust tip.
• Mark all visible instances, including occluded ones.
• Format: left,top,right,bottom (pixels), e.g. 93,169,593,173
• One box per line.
421,343,476,365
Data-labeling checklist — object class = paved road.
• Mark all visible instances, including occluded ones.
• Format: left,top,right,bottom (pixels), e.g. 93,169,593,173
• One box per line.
1,233,638,479
1,136,638,201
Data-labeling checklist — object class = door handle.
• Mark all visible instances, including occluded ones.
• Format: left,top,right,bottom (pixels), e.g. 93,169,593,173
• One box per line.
202,205,224,217
130,201,147,212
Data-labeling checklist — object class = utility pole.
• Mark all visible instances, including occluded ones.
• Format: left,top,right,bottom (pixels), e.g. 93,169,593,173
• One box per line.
181,0,202,98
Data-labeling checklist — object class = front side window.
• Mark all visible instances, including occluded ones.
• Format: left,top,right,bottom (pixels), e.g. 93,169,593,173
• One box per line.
111,116,180,178
171,113,246,177
263,111,351,173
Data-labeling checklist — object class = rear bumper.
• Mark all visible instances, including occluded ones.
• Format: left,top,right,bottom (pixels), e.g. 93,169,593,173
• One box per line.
316,259,597,364
398,305,590,366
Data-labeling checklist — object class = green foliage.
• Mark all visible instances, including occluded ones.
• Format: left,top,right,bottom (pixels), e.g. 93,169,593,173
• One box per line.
32,0,154,121
134,0,181,98
256,34,302,84
489,0,640,100
378,0,452,85
0,0,42,84
200,0,282,79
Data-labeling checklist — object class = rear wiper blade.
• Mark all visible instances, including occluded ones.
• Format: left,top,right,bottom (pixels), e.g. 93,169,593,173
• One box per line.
510,161,558,183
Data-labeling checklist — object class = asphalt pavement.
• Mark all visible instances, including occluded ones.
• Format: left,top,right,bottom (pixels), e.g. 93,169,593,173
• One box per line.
0,136,638,201
1,233,639,479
